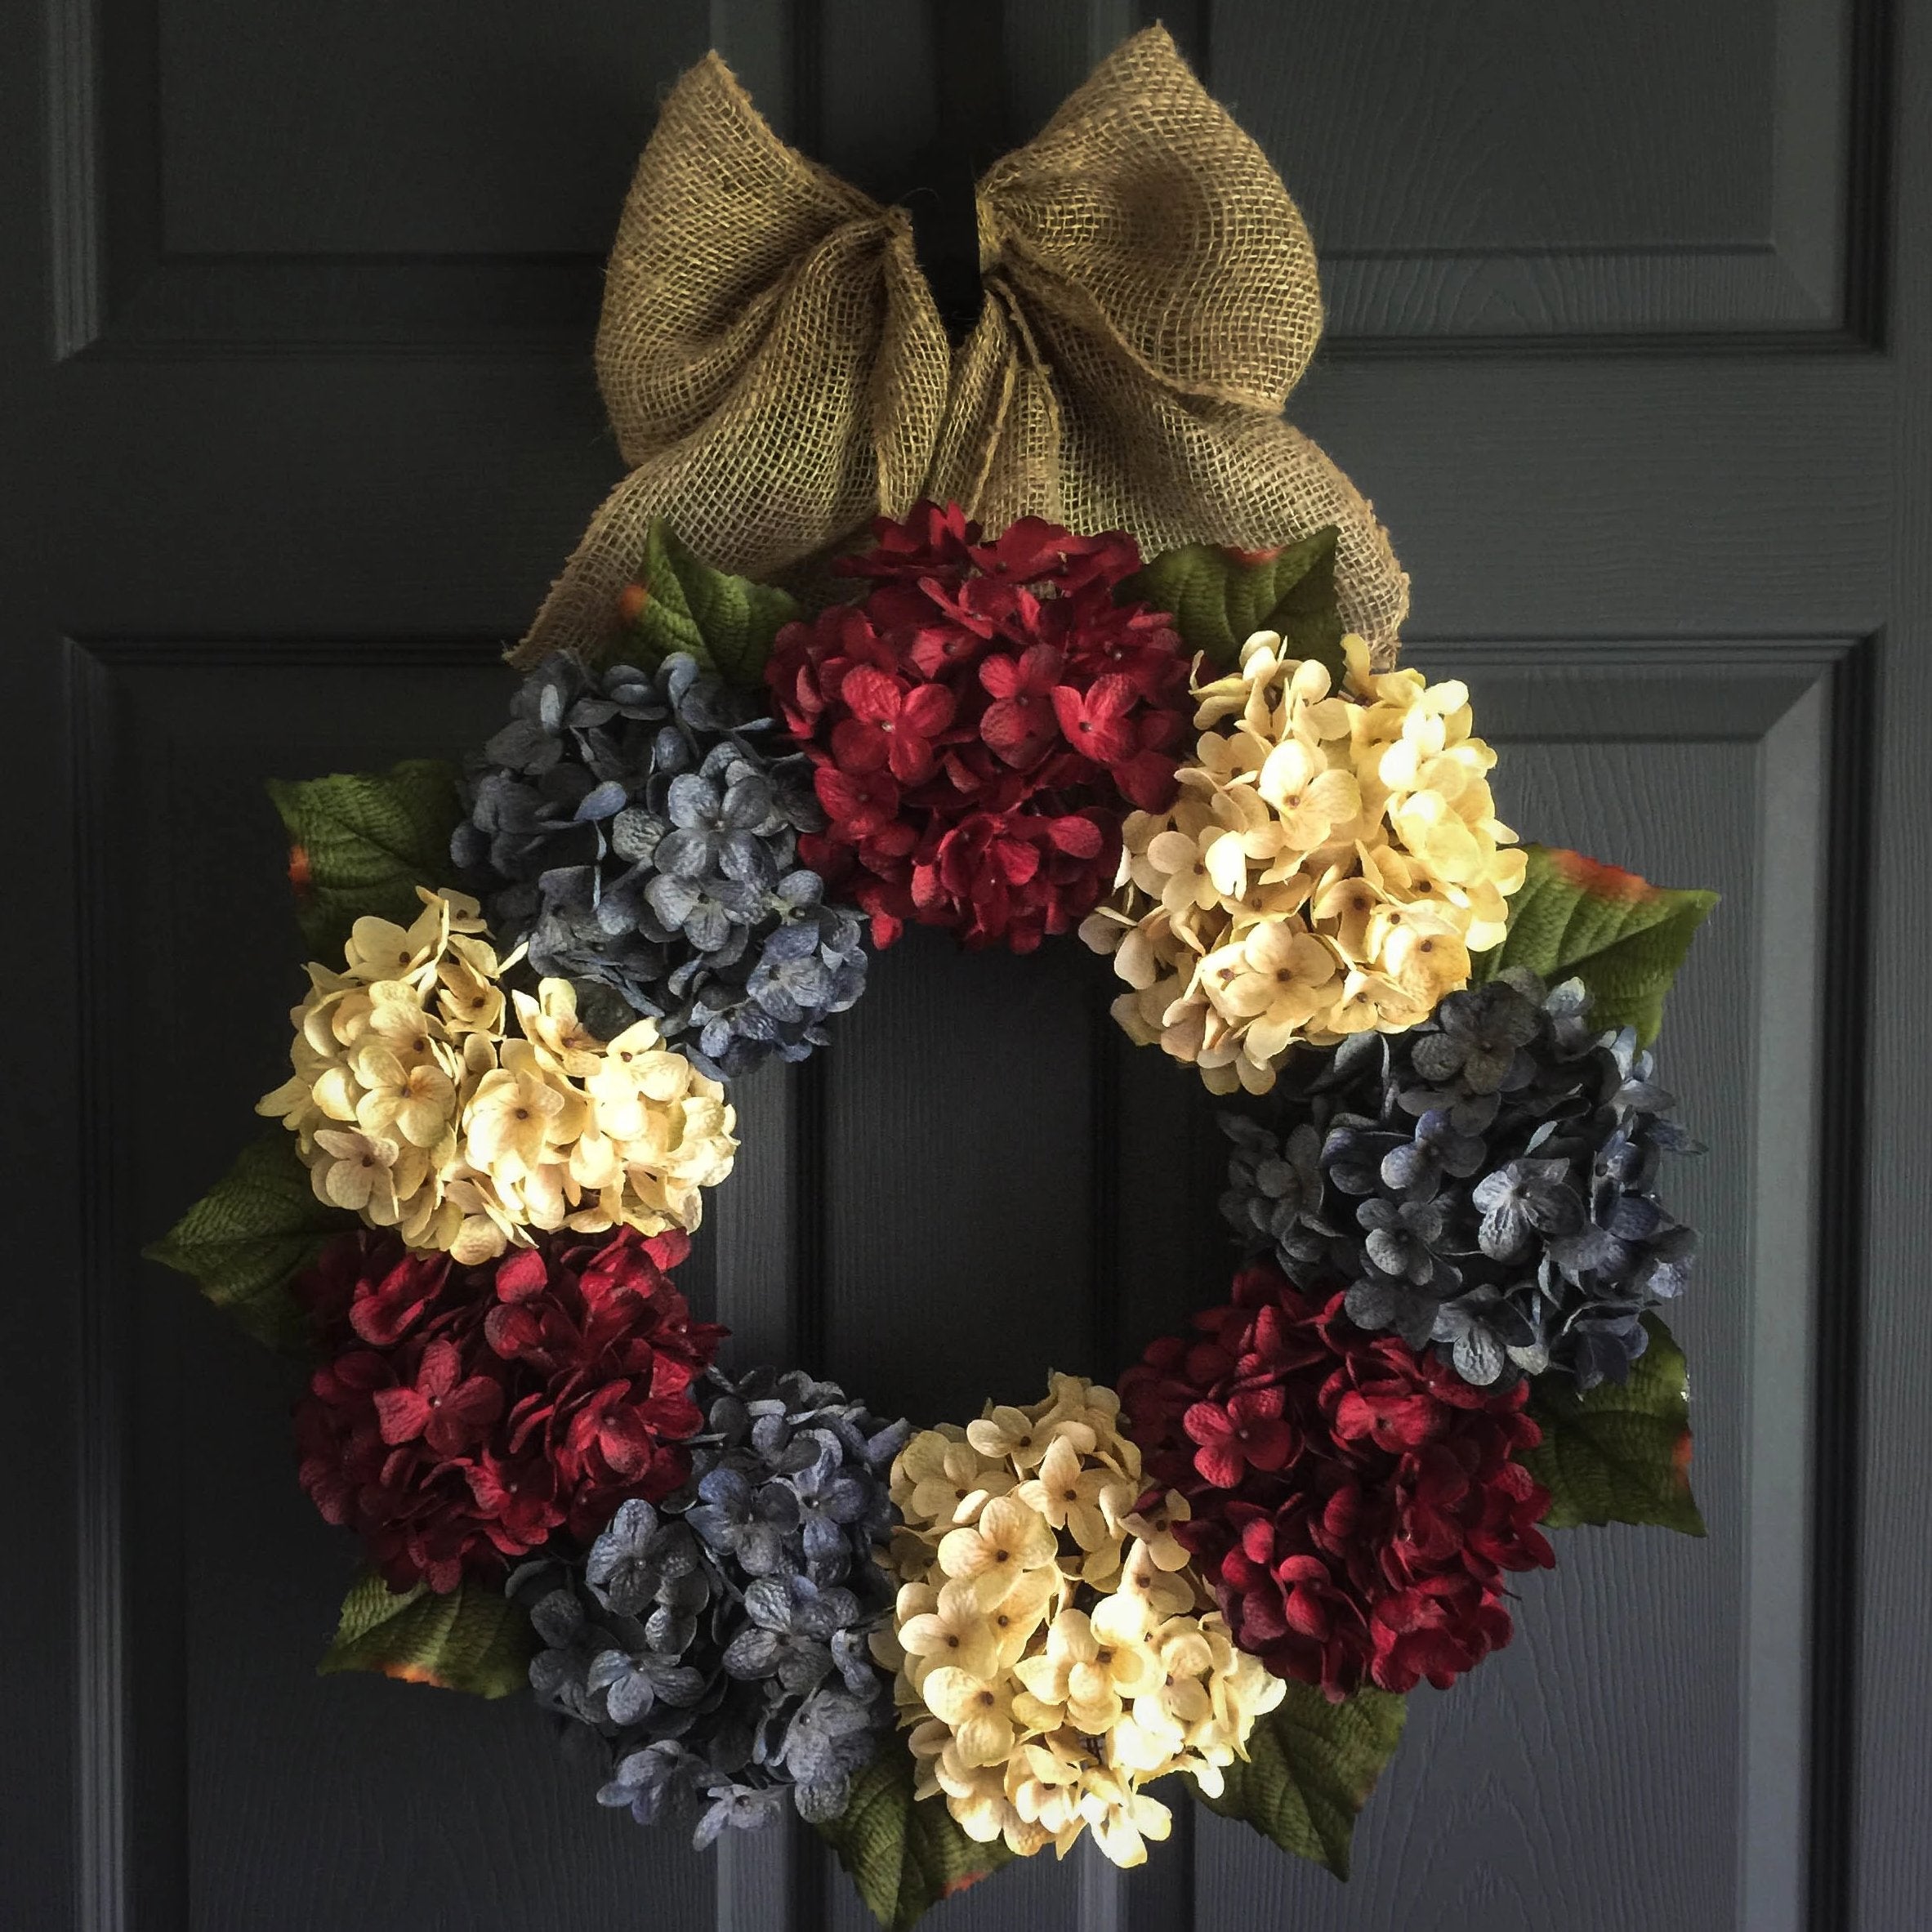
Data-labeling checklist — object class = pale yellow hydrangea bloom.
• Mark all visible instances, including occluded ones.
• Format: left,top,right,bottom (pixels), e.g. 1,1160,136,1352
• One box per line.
876,1375,1283,1868
1082,634,1526,1093
257,886,736,1261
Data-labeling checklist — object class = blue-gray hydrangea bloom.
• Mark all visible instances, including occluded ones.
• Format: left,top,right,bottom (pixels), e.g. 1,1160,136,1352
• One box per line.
1220,970,1702,1390
510,1366,910,1845
453,653,868,1079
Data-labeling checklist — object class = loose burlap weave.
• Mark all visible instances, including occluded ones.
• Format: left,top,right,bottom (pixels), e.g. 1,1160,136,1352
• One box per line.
514,25,1408,669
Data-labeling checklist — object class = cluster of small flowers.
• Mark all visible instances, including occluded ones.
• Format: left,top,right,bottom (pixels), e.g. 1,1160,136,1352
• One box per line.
875,1375,1283,1868
1120,1264,1553,1699
765,504,1193,952
520,1368,908,1846
257,888,736,1263
453,653,868,1081
1221,969,1700,1389
1082,634,1526,1094
292,1225,721,1591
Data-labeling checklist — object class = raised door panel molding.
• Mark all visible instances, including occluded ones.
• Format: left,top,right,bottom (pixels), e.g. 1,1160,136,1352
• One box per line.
47,0,723,355
43,0,914,357
1101,637,1867,1930
69,642,722,1931
1194,0,1882,345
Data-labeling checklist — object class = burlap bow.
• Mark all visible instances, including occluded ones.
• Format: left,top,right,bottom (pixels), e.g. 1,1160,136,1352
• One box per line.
514,25,1407,669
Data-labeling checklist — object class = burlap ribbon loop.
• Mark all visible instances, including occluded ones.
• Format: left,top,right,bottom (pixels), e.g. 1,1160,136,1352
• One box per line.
515,26,1408,669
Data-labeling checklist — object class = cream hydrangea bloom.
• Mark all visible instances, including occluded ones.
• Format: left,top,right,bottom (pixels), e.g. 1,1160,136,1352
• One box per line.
876,1376,1283,1868
257,886,735,1260
1082,634,1525,1092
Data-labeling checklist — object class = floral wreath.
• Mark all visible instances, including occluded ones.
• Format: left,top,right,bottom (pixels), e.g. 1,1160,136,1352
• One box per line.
152,32,1716,1930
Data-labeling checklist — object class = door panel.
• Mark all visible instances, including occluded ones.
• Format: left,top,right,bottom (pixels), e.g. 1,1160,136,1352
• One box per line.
1213,0,1872,341
9,2,1926,1930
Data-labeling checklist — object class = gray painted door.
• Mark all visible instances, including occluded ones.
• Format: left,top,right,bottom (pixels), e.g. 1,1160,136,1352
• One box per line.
7,3,1927,1930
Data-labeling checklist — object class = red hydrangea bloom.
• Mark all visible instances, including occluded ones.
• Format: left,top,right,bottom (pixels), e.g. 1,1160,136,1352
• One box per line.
292,1226,725,1593
765,502,1191,950
1119,1260,1554,1698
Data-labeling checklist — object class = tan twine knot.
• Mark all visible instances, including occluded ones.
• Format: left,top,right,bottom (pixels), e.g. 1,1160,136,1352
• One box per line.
514,25,1408,670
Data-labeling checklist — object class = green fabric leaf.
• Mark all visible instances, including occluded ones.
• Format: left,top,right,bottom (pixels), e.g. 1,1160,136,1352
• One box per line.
1122,526,1345,679
1470,843,1717,1045
1522,1311,1707,1535
318,1569,538,1700
142,1131,349,1350
1197,1681,1406,1879
613,519,799,687
814,1733,1012,1930
265,760,463,962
